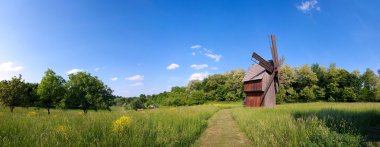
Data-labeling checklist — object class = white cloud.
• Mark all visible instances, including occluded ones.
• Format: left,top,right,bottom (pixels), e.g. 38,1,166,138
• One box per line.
297,0,320,13
205,53,222,62
67,68,83,75
203,48,212,53
189,72,209,81
0,62,23,72
190,45,202,49
111,77,118,81
94,67,100,71
191,64,208,70
167,63,180,70
130,82,143,87
190,45,223,62
125,75,144,81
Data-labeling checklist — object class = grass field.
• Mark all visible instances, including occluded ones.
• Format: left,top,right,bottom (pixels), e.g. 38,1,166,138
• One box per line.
0,102,379,146
0,105,218,146
232,102,380,146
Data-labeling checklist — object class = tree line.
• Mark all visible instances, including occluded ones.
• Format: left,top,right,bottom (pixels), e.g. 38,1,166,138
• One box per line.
0,69,114,114
278,63,380,103
117,69,246,109
117,63,380,109
2,64,379,112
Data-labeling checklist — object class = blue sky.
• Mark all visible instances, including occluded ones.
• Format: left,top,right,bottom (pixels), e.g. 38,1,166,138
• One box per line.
0,0,379,97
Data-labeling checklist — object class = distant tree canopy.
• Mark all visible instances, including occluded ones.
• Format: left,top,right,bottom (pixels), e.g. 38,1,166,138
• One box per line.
118,64,380,108
0,69,115,113
279,63,380,103
119,69,246,108
1,64,380,111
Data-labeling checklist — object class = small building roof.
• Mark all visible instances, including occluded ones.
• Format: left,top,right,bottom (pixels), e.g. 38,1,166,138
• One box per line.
242,64,267,82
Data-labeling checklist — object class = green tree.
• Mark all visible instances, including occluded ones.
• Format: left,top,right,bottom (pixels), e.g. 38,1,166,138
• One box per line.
295,64,318,91
24,83,39,107
350,70,363,96
171,86,186,93
341,87,357,102
360,68,378,101
325,64,341,101
299,86,316,102
280,65,298,102
224,69,245,101
130,98,145,110
187,80,204,91
64,72,114,113
189,90,206,104
375,83,380,102
37,69,66,114
0,75,27,112
326,82,339,101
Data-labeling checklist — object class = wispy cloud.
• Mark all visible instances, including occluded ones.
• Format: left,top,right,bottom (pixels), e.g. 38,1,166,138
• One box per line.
190,45,202,49
205,53,222,62
190,45,223,62
166,63,180,70
189,72,209,81
0,62,23,72
297,0,320,13
125,75,144,81
130,82,143,87
67,68,83,75
191,64,208,70
111,77,118,81
94,67,100,71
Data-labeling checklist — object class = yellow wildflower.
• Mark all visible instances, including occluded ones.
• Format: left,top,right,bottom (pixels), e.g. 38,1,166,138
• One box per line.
112,116,132,134
213,104,221,107
27,111,37,117
77,112,85,116
55,125,70,140
169,108,176,112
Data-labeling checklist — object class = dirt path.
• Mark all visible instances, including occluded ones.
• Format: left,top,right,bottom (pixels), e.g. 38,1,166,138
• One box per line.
195,109,252,147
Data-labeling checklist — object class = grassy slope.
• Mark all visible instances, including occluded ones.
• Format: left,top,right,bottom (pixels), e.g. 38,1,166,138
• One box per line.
231,102,380,146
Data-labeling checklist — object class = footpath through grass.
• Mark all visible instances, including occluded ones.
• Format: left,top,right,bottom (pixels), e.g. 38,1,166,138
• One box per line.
195,109,252,147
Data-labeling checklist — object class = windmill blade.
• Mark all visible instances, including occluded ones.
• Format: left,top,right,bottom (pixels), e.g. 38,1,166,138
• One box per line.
270,35,279,68
252,52,274,73
278,56,285,67
260,73,275,106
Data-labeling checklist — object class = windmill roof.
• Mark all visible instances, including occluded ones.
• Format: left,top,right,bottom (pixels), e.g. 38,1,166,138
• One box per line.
242,64,267,82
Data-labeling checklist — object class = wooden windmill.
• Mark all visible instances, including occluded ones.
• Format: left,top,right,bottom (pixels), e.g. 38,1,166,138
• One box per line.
242,35,285,107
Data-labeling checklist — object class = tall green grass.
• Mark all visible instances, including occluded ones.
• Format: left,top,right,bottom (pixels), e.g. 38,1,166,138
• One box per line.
231,102,380,146
0,105,218,146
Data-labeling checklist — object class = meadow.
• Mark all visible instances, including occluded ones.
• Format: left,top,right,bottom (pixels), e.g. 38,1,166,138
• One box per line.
0,102,379,146
232,102,380,146
0,105,218,146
